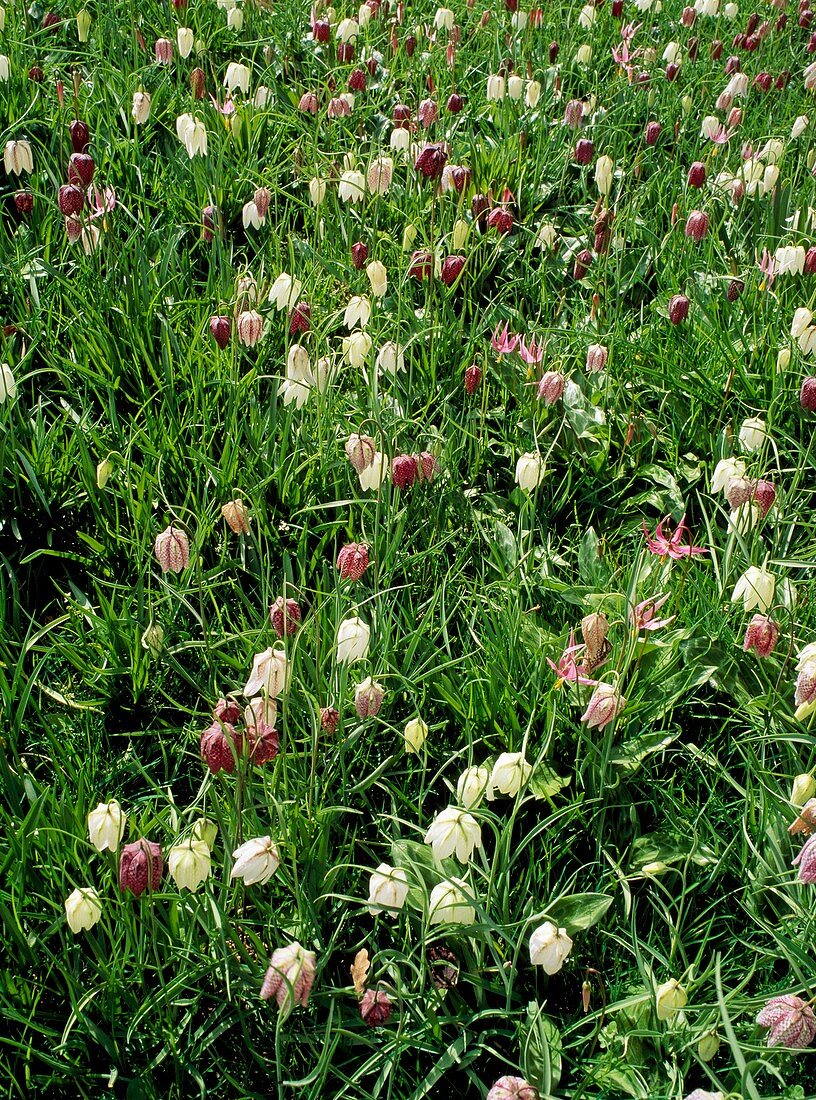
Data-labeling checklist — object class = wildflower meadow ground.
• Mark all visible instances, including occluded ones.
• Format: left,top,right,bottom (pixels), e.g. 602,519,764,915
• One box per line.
3,0,816,1096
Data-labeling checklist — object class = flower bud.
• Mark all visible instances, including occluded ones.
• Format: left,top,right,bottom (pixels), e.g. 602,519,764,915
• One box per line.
69,119,90,153
668,294,690,325
237,310,263,347
586,344,608,373
209,315,231,349
464,364,482,394
655,978,688,1020
698,1032,720,1062
792,774,816,807
404,716,428,752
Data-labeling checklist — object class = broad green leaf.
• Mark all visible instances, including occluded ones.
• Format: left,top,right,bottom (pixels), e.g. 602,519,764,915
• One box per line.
522,1001,562,1095
545,892,613,934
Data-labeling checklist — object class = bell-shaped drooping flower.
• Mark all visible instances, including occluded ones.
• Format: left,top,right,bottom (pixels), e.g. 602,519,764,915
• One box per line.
343,330,372,368
339,169,365,202
742,614,779,657
367,261,388,298
336,616,370,663
457,765,491,809
793,833,816,882
739,416,768,453
221,498,250,534
168,839,212,891
403,716,428,753
538,371,565,405
88,800,126,851
225,61,250,94
655,978,688,1020
154,526,190,573
392,454,419,490
581,612,609,662
529,921,573,974
337,542,369,581
367,863,409,915
487,1078,539,1100
237,310,263,347
200,718,242,775
757,995,816,1048
231,836,280,885
710,456,747,494
354,676,384,718
177,27,194,58
515,453,544,492
358,451,387,491
581,682,625,731
260,942,317,1016
668,294,690,324
269,272,302,312
270,596,301,637
345,434,376,474
414,143,448,179
731,566,775,612
428,878,476,925
65,887,102,933
360,987,392,1026
244,648,290,698
4,139,33,176
424,805,482,863
343,295,371,330
175,113,208,157
367,156,393,194
119,839,163,897
487,752,532,799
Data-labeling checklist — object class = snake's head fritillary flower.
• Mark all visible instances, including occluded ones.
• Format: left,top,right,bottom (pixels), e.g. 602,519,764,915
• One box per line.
655,978,688,1020
793,833,816,882
354,676,384,719
119,839,163,896
337,542,370,580
742,614,779,657
392,454,419,490
487,1077,539,1100
581,682,625,730
757,994,816,1048
529,921,572,974
221,498,250,534
200,719,242,774
360,988,392,1025
154,526,190,573
260,942,317,1016
270,597,301,637
668,294,690,324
